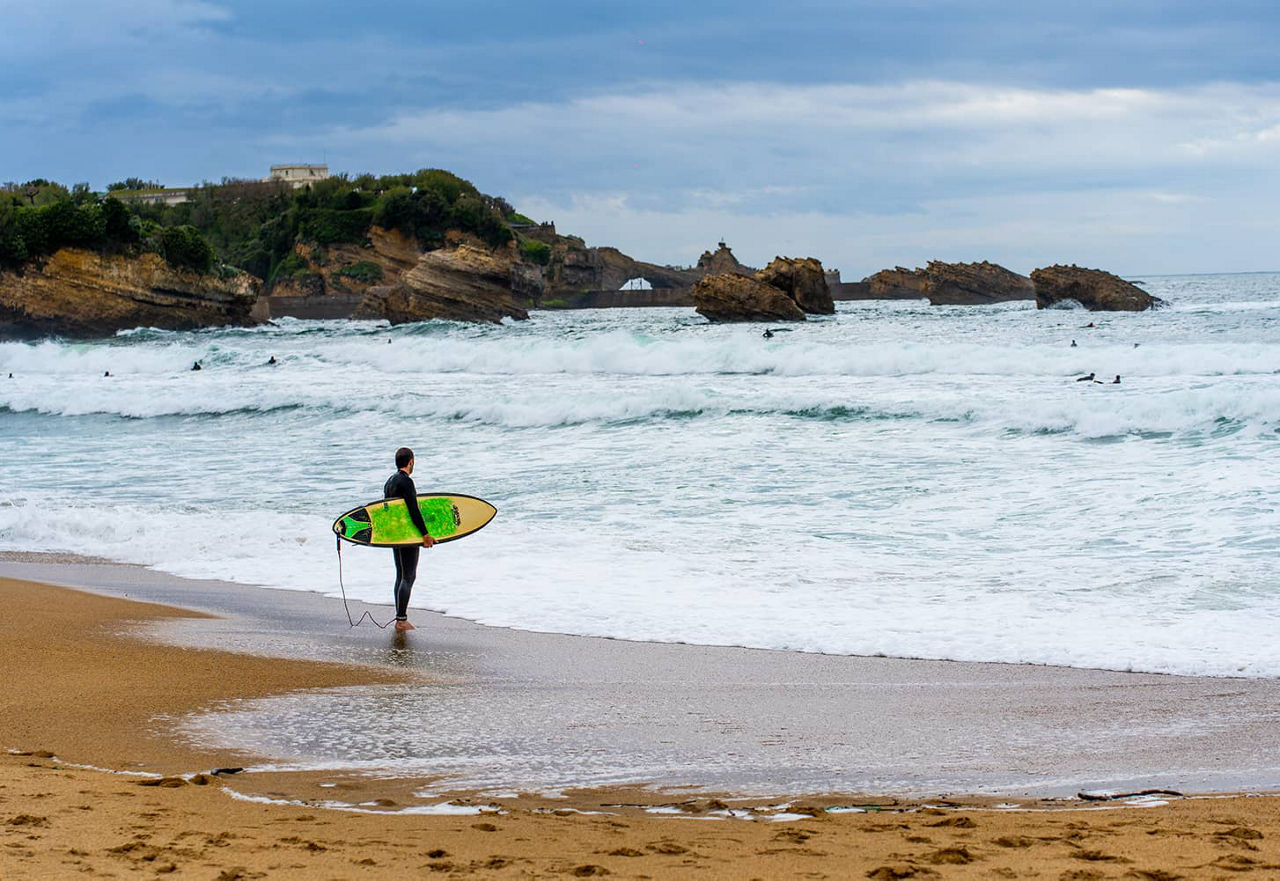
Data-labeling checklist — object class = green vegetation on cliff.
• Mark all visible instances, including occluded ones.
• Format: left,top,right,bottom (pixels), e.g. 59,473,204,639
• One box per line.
2,169,528,287
135,168,516,284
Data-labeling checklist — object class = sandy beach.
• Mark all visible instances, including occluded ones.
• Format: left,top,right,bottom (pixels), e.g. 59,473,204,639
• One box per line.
3,565,1280,878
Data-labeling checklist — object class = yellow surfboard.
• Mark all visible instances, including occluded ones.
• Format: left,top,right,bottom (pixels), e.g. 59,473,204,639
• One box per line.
333,494,496,547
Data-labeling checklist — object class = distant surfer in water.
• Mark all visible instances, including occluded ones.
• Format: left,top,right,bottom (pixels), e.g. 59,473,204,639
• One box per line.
385,447,436,631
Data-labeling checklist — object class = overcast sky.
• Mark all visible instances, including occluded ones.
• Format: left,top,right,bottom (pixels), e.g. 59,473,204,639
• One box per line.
3,0,1279,275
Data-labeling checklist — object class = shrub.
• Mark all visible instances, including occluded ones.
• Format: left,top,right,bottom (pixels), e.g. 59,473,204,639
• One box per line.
268,251,310,284
520,239,551,266
298,208,374,244
335,260,384,283
160,225,215,274
101,197,137,243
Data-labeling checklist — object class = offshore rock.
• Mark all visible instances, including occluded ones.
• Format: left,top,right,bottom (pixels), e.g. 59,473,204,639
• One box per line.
756,256,834,314
923,261,1034,306
865,267,931,300
693,273,806,322
695,242,754,277
358,244,529,324
864,262,1035,305
0,248,259,340
1031,265,1164,311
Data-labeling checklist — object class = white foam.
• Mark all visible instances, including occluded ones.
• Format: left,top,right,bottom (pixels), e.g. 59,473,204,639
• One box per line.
4,277,1280,679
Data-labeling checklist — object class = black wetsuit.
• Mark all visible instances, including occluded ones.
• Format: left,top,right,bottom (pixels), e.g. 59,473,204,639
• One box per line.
384,469,431,621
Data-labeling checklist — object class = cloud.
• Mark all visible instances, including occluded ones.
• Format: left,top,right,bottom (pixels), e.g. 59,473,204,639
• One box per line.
515,183,1274,277
4,0,1279,274
307,78,1280,272
333,80,1280,193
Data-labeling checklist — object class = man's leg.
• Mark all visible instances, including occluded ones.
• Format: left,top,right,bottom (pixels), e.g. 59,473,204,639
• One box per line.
394,545,420,629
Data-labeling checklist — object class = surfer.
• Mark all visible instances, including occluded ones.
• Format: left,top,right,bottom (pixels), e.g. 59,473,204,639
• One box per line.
384,447,436,631
1075,372,1095,382
762,329,774,339
267,356,277,365
191,360,202,371
1070,340,1077,347
1113,375,1122,384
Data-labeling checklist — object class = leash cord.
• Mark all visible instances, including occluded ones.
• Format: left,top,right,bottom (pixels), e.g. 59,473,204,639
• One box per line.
336,535,393,629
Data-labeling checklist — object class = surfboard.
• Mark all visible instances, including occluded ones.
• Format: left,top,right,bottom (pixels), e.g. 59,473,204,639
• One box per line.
332,494,497,547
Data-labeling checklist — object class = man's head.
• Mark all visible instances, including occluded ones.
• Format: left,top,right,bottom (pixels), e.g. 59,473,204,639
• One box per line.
395,447,414,472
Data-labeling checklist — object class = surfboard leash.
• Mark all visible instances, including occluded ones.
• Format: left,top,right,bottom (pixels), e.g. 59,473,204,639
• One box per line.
336,535,394,629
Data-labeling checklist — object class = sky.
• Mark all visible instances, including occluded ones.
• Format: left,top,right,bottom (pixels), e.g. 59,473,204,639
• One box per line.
3,0,1279,275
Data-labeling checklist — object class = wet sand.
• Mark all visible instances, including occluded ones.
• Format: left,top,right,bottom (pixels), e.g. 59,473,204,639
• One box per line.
6,562,1280,877
6,555,1280,798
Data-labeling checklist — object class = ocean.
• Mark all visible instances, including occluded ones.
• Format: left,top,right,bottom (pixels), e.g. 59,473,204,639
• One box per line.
3,273,1279,678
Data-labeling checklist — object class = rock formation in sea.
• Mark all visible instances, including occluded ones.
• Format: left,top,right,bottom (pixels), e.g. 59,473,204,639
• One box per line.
922,261,1035,306
756,256,835,314
863,261,1034,305
692,273,806,322
693,256,834,322
1031,265,1164,311
865,267,932,300
0,249,260,339
356,243,530,325
695,242,755,277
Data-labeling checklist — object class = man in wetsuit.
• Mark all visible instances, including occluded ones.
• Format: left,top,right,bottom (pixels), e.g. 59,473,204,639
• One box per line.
384,447,436,631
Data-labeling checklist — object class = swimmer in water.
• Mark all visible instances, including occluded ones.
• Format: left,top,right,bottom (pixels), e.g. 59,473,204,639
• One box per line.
267,356,277,365
191,360,202,371
1075,372,1095,382
1070,340,1077,347
1113,375,1121,384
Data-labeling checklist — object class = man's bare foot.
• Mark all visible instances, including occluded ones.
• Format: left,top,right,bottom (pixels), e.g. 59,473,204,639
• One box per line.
394,620,415,631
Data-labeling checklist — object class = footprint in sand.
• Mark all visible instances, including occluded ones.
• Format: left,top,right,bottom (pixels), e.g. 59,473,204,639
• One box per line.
646,841,689,855
926,815,976,829
926,846,975,865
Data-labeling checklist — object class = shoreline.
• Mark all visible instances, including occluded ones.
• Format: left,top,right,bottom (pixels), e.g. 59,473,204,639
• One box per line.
6,553,1280,799
6,575,1280,877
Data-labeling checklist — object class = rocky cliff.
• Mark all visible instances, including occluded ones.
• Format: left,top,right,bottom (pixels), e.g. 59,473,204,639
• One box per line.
1031,265,1164,311
357,244,530,325
0,249,259,339
551,246,700,295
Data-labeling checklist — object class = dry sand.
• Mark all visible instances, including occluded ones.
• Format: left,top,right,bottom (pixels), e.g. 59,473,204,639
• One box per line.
5,576,1280,879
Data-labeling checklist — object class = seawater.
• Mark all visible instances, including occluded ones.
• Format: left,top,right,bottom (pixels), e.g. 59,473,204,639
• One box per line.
2,273,1278,678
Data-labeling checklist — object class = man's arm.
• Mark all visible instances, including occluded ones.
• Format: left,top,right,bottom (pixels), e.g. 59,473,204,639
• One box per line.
394,474,436,547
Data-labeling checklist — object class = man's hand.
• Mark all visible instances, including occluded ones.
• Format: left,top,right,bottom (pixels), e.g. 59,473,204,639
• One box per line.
422,534,436,549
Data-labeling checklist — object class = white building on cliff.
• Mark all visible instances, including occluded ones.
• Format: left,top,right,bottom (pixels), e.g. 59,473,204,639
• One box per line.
266,164,329,187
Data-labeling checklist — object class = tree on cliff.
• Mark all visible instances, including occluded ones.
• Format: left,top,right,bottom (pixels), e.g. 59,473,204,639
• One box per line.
3,169,528,285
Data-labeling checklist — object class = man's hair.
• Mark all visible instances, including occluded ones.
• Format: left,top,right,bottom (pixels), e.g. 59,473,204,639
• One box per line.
395,447,414,468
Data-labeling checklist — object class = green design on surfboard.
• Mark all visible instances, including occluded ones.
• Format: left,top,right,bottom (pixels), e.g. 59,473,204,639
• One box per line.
343,498,461,544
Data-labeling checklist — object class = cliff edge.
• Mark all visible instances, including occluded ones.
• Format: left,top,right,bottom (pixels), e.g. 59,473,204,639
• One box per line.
0,249,260,339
